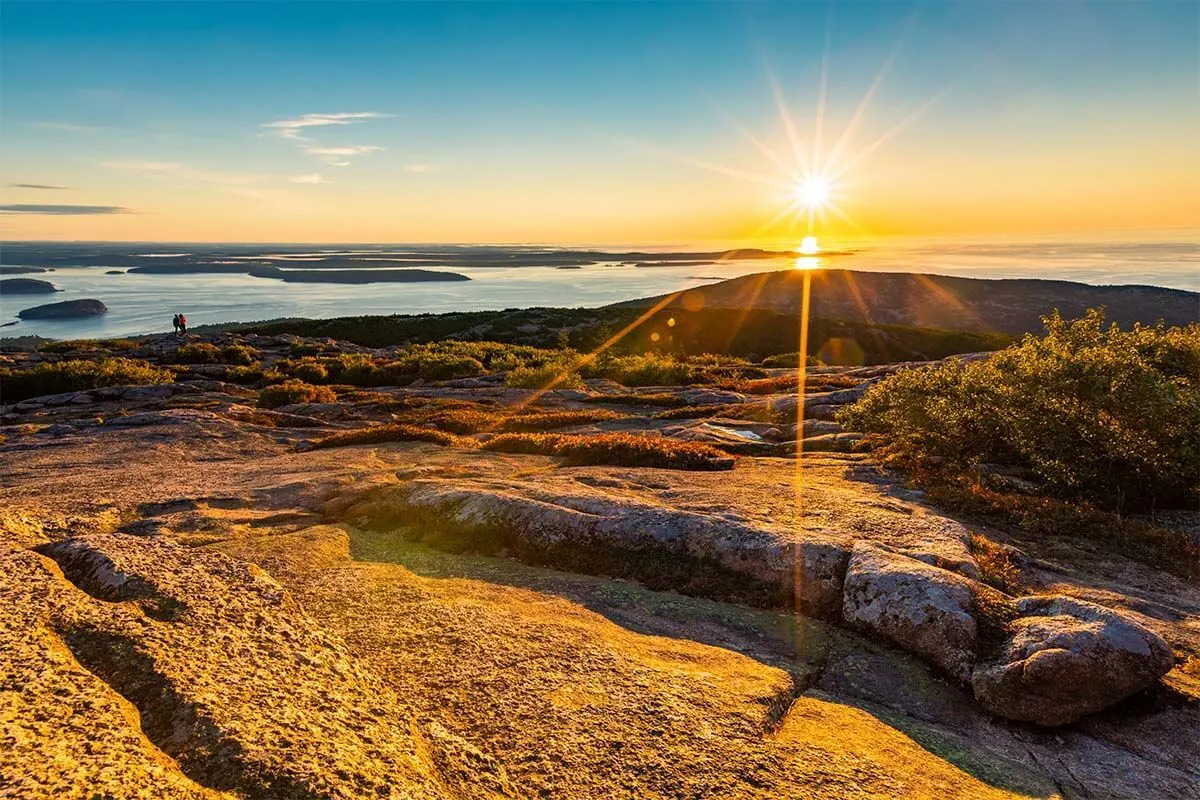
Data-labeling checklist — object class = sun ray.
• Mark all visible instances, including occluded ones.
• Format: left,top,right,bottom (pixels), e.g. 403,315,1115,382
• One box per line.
765,66,812,179
619,137,793,189
714,105,801,181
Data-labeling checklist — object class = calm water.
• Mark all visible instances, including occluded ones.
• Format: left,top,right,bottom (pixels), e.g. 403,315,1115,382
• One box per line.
3,236,1197,340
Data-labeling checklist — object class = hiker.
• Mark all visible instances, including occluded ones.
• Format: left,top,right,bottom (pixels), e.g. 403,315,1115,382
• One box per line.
172,314,180,335
178,313,188,336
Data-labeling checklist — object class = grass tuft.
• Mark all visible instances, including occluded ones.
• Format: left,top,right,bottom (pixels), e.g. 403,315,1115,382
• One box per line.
482,432,732,470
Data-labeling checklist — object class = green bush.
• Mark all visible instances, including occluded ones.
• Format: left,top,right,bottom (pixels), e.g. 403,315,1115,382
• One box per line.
839,310,1200,511
219,344,257,365
257,380,336,409
590,353,695,386
39,339,104,353
505,362,584,390
1,358,174,403
226,364,266,384
289,358,330,384
168,342,222,364
167,342,256,365
482,432,732,470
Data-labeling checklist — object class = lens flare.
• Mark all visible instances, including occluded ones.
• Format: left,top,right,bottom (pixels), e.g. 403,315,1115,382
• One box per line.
795,178,830,209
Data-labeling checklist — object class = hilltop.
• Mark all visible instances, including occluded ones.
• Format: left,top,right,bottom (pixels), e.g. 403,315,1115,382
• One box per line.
620,269,1200,335
2,325,1198,798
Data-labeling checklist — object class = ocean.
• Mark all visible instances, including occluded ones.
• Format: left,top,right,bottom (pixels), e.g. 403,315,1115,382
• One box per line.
2,234,1196,340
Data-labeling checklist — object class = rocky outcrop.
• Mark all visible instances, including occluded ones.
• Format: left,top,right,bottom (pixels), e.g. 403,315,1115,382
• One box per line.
972,596,1175,726
3,533,458,798
0,278,57,294
842,544,983,682
17,299,107,319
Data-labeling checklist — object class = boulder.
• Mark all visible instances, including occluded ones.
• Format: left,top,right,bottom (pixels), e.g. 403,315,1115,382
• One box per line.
0,278,58,294
17,299,107,319
971,595,1175,726
841,543,980,682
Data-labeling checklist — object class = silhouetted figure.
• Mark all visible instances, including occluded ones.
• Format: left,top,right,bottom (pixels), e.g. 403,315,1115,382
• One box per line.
172,314,180,335
178,314,188,336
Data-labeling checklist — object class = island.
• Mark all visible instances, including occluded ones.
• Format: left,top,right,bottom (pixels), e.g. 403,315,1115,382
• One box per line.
17,298,108,319
0,278,58,294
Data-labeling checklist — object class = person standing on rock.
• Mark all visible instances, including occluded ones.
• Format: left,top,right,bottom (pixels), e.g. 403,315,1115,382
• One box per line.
172,314,180,335
178,313,188,336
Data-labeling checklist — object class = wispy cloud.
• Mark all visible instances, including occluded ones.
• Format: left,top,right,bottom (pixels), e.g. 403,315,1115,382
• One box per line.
302,144,384,166
262,112,388,141
104,160,262,185
29,121,101,133
0,204,129,215
263,111,388,166
8,183,73,190
405,164,432,173
289,173,326,184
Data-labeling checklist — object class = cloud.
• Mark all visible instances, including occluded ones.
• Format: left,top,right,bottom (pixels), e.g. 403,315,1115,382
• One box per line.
405,164,432,173
29,121,101,133
104,160,261,185
302,144,384,166
0,204,129,215
262,112,388,141
289,173,326,184
9,183,73,190
263,111,388,165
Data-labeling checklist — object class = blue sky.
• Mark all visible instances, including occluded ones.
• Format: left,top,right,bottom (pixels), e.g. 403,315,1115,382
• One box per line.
2,1,1196,243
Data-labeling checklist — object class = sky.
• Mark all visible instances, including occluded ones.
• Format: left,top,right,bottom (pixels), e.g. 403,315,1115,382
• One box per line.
1,0,1197,245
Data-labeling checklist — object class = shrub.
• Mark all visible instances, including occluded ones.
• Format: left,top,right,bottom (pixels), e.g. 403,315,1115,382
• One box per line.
839,310,1200,512
326,354,388,386
761,352,825,368
226,364,266,384
592,353,695,386
169,342,222,364
289,358,330,384
39,339,104,353
0,358,174,403
308,423,471,450
385,351,485,383
969,534,1022,594
482,432,732,470
219,344,257,365
505,363,584,390
257,380,336,409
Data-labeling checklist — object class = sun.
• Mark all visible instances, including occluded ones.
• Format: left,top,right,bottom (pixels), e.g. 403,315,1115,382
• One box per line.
795,177,830,209
798,235,819,255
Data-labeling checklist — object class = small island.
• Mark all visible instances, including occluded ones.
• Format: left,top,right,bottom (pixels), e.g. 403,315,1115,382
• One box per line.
0,278,58,294
17,298,108,319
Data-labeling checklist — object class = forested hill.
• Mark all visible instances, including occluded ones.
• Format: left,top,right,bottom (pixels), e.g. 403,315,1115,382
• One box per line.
617,269,1199,335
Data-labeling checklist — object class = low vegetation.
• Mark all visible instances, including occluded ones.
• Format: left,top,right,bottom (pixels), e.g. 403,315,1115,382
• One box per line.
308,423,470,450
505,363,584,389
39,338,140,354
482,432,732,470
840,310,1200,576
840,310,1199,511
168,342,257,365
242,306,1014,364
583,392,687,407
257,379,336,409
1,358,174,403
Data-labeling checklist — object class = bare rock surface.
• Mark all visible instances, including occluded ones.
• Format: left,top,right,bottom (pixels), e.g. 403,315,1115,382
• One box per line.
1,369,1199,798
842,543,983,682
973,595,1176,726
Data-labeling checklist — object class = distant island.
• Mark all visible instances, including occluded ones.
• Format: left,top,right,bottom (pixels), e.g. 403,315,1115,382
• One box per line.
0,278,58,294
17,298,107,319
